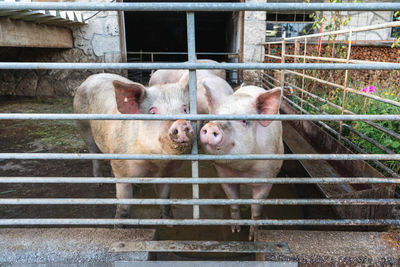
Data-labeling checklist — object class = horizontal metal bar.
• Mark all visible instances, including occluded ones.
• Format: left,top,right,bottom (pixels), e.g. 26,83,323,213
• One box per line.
0,113,399,121
287,90,396,155
1,62,400,70
282,96,391,168
265,55,282,60
1,2,400,12
110,241,290,254
1,153,399,161
127,52,238,56
276,21,400,42
0,177,398,184
0,198,399,205
284,96,400,180
285,54,379,65
284,92,400,177
285,70,400,108
284,80,400,141
0,219,398,226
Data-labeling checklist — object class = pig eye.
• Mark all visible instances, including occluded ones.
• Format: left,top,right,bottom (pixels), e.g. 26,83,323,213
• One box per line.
183,105,188,114
240,120,249,127
149,107,158,114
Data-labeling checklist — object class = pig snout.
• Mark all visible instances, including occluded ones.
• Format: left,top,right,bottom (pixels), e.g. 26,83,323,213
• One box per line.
169,120,193,144
200,123,223,146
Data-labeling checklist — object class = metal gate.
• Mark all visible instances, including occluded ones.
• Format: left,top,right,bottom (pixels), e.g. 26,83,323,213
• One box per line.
0,1,400,260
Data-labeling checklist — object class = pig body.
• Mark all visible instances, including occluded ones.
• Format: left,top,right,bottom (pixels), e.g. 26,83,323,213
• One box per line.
149,59,226,88
199,85,284,240
149,59,231,114
74,73,193,219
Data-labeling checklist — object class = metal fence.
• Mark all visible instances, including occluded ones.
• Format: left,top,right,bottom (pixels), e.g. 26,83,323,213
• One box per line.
126,51,240,84
263,20,400,178
0,2,399,228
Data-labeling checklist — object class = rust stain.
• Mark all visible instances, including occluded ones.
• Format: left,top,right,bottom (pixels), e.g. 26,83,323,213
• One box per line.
381,230,400,250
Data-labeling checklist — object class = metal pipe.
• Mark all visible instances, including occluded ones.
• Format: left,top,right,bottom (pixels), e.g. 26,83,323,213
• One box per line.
1,153,399,161
127,52,239,56
285,54,379,65
282,96,373,161
287,91,396,155
0,198,399,205
339,30,353,142
186,11,200,220
0,113,399,121
285,70,400,108
261,21,400,42
265,55,282,60
0,218,398,226
1,2,400,12
1,62,400,70
286,92,399,177
0,177,398,184
284,80,400,141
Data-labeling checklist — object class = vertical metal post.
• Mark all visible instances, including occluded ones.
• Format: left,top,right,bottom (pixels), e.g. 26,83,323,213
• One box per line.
339,30,353,142
186,11,200,219
281,32,286,93
300,38,308,114
267,43,271,85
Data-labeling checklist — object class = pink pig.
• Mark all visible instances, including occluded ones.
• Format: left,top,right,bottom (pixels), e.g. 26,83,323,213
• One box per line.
199,84,284,240
149,59,231,115
73,73,194,220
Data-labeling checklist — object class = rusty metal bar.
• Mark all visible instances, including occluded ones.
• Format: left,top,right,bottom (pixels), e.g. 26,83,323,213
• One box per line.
0,218,398,226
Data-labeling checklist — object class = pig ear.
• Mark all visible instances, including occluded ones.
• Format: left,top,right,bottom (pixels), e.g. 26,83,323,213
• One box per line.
255,88,282,127
113,80,146,114
203,79,223,114
177,71,189,91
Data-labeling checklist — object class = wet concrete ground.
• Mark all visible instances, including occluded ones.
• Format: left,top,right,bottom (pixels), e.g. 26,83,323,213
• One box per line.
0,96,339,260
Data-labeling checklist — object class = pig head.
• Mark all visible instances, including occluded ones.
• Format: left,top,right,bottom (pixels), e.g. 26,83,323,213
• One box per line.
200,85,284,240
148,59,232,114
73,73,193,220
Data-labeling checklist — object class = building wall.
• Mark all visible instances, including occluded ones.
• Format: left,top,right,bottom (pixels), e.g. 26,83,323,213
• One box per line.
323,11,395,42
0,6,124,96
243,0,266,85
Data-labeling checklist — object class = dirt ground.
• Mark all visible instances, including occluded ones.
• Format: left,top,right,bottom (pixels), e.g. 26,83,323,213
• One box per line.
0,96,341,260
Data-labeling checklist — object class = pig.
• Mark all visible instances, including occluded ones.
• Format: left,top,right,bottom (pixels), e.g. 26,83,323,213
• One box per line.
149,60,232,115
199,84,284,240
148,59,226,89
73,73,194,220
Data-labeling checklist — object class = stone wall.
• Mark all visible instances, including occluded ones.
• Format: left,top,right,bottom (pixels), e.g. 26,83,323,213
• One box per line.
243,0,266,85
0,8,124,96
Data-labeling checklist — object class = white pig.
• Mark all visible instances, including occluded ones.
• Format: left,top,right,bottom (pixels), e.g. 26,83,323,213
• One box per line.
199,85,284,240
149,70,233,114
148,59,226,89
73,73,194,220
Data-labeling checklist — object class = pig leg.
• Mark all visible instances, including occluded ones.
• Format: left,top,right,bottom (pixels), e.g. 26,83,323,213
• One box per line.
87,139,103,178
221,184,241,233
75,121,103,177
115,183,133,219
156,184,173,219
249,183,273,241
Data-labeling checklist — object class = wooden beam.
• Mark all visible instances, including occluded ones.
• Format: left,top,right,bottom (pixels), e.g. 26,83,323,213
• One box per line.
0,17,73,48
